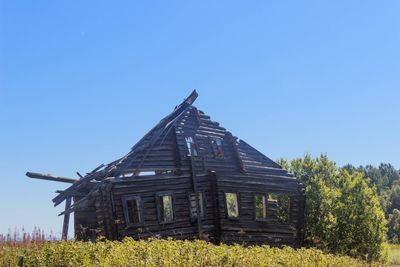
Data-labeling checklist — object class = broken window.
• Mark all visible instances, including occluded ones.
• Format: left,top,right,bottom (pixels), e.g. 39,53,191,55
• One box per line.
157,193,174,223
210,137,224,158
225,192,239,218
255,194,267,220
122,196,143,226
185,137,198,156
189,192,204,219
269,194,290,223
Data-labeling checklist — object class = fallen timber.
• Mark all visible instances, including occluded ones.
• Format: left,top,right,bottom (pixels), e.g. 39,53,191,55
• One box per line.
26,172,77,184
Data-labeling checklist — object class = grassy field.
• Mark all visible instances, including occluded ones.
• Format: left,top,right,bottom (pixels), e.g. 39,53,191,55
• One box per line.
387,244,400,266
0,238,390,267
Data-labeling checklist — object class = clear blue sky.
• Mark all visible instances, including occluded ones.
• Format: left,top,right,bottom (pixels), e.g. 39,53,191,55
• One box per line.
1,1,399,236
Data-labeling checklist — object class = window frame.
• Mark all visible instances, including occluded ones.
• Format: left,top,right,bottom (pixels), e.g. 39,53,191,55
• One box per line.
188,192,206,221
185,136,198,157
210,136,224,158
269,193,291,224
254,193,268,221
224,192,240,220
156,192,175,224
122,195,144,228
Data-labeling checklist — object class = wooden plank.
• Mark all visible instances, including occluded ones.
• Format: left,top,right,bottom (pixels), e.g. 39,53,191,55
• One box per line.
62,196,72,240
189,143,203,239
26,172,77,184
209,170,221,244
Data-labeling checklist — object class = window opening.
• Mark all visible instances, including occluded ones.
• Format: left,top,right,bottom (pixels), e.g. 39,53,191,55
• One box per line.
255,194,267,220
225,192,239,218
210,137,224,158
158,194,174,223
122,196,143,226
189,192,204,219
185,137,198,156
269,194,290,223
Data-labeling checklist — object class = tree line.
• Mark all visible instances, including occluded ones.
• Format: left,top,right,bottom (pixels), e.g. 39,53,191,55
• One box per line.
278,155,400,261
343,162,400,244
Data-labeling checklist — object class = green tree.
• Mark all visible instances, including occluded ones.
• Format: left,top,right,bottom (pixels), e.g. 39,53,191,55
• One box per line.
388,209,400,243
332,170,386,260
278,155,387,261
344,163,400,244
387,182,400,215
344,163,400,194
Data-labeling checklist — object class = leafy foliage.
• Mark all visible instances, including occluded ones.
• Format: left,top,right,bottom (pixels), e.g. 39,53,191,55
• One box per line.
388,209,400,243
0,238,384,267
278,155,387,261
276,195,290,223
343,163,400,194
344,163,400,243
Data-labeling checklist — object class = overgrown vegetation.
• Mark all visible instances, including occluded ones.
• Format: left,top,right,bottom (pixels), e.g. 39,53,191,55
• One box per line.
0,238,384,267
343,163,400,244
278,155,387,261
3,156,400,265
387,244,400,266
0,227,56,245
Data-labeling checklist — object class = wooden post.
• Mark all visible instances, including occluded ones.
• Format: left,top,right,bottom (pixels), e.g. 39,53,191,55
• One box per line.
17,255,24,267
209,170,221,244
62,196,72,240
189,143,203,239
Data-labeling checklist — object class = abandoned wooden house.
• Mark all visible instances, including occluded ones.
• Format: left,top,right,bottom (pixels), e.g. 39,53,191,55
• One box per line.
27,90,305,246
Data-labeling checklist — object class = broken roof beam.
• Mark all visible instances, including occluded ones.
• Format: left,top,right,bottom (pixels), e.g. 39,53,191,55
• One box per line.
52,169,107,206
58,185,99,216
184,90,198,105
56,190,86,197
26,172,77,184
87,163,105,175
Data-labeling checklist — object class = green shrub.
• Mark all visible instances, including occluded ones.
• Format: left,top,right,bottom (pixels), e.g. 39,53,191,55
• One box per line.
278,155,387,261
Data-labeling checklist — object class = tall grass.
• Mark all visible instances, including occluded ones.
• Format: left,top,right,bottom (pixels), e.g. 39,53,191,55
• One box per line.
387,244,400,266
0,227,58,246
0,238,388,267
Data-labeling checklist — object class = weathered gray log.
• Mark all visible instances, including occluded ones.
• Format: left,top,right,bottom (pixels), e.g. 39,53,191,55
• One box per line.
62,196,72,240
17,255,24,267
52,170,106,206
56,190,86,197
87,163,105,175
26,172,77,184
183,89,198,105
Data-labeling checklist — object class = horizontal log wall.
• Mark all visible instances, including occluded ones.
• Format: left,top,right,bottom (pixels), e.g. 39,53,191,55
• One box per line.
110,172,214,240
175,107,241,174
118,129,180,173
94,184,118,240
216,173,304,246
74,196,100,241
106,171,304,246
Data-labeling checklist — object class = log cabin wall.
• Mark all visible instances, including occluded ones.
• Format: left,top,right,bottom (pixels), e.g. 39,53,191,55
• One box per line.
174,106,304,245
107,172,303,246
94,183,117,240
215,173,304,246
73,196,99,241
110,173,199,240
102,104,304,246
